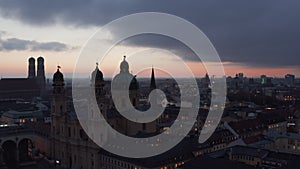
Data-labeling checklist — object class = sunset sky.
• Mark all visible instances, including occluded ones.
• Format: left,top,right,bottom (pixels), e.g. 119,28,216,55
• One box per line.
0,0,299,79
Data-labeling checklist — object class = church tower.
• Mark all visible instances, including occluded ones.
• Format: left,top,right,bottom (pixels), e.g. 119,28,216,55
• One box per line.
50,66,67,161
150,67,156,91
37,56,46,88
91,63,107,118
28,57,36,79
52,66,66,116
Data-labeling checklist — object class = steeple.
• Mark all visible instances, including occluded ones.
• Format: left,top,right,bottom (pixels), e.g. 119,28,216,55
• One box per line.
51,65,66,116
150,66,156,91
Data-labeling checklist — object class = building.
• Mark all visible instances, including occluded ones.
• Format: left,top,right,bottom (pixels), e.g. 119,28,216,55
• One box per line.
0,57,46,100
99,137,198,169
285,74,295,87
0,100,47,124
264,132,300,155
50,57,159,168
192,128,237,156
227,145,300,168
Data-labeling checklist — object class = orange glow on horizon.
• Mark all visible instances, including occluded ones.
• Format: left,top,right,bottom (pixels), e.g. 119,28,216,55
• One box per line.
1,58,300,78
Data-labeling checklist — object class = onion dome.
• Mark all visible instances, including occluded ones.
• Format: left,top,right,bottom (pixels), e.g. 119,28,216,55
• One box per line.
53,66,64,83
91,63,104,82
37,56,44,62
28,57,35,63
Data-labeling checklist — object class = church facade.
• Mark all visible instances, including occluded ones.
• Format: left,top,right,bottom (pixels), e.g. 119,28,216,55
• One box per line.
50,57,158,169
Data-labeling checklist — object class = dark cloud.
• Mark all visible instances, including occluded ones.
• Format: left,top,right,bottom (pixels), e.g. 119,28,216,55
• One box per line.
0,37,69,52
0,0,299,68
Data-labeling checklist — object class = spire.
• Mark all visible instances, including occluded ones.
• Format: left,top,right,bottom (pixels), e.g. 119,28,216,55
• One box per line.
150,66,156,91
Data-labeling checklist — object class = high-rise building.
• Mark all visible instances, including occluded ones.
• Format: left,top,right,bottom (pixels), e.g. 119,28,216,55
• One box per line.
261,75,273,87
285,74,295,87
261,75,267,85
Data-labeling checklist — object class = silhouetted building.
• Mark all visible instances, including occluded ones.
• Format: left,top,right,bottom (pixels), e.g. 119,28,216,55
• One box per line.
0,57,46,100
261,75,273,87
150,67,156,91
285,74,295,87
201,73,210,88
28,57,36,79
37,56,46,89
50,57,158,168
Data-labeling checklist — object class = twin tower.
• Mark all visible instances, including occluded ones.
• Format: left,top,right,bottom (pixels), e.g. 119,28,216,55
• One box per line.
28,56,46,88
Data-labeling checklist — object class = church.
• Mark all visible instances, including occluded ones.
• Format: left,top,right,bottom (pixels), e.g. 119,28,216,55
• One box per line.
50,56,158,169
0,57,46,100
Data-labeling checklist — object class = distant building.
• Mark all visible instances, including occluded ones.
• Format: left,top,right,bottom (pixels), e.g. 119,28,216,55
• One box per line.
201,73,210,88
264,132,300,155
1,110,43,124
285,74,295,87
0,57,46,100
261,75,273,87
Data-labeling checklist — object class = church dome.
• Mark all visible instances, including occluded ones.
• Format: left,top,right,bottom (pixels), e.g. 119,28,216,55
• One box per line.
91,65,104,82
120,56,129,73
112,56,139,91
37,57,44,62
28,57,35,63
53,68,64,82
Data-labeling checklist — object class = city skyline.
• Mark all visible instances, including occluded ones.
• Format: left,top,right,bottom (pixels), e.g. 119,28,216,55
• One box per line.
0,56,299,79
1,1,300,169
1,1,300,78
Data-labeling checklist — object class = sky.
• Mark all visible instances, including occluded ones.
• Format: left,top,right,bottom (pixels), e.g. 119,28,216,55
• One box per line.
0,0,299,78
